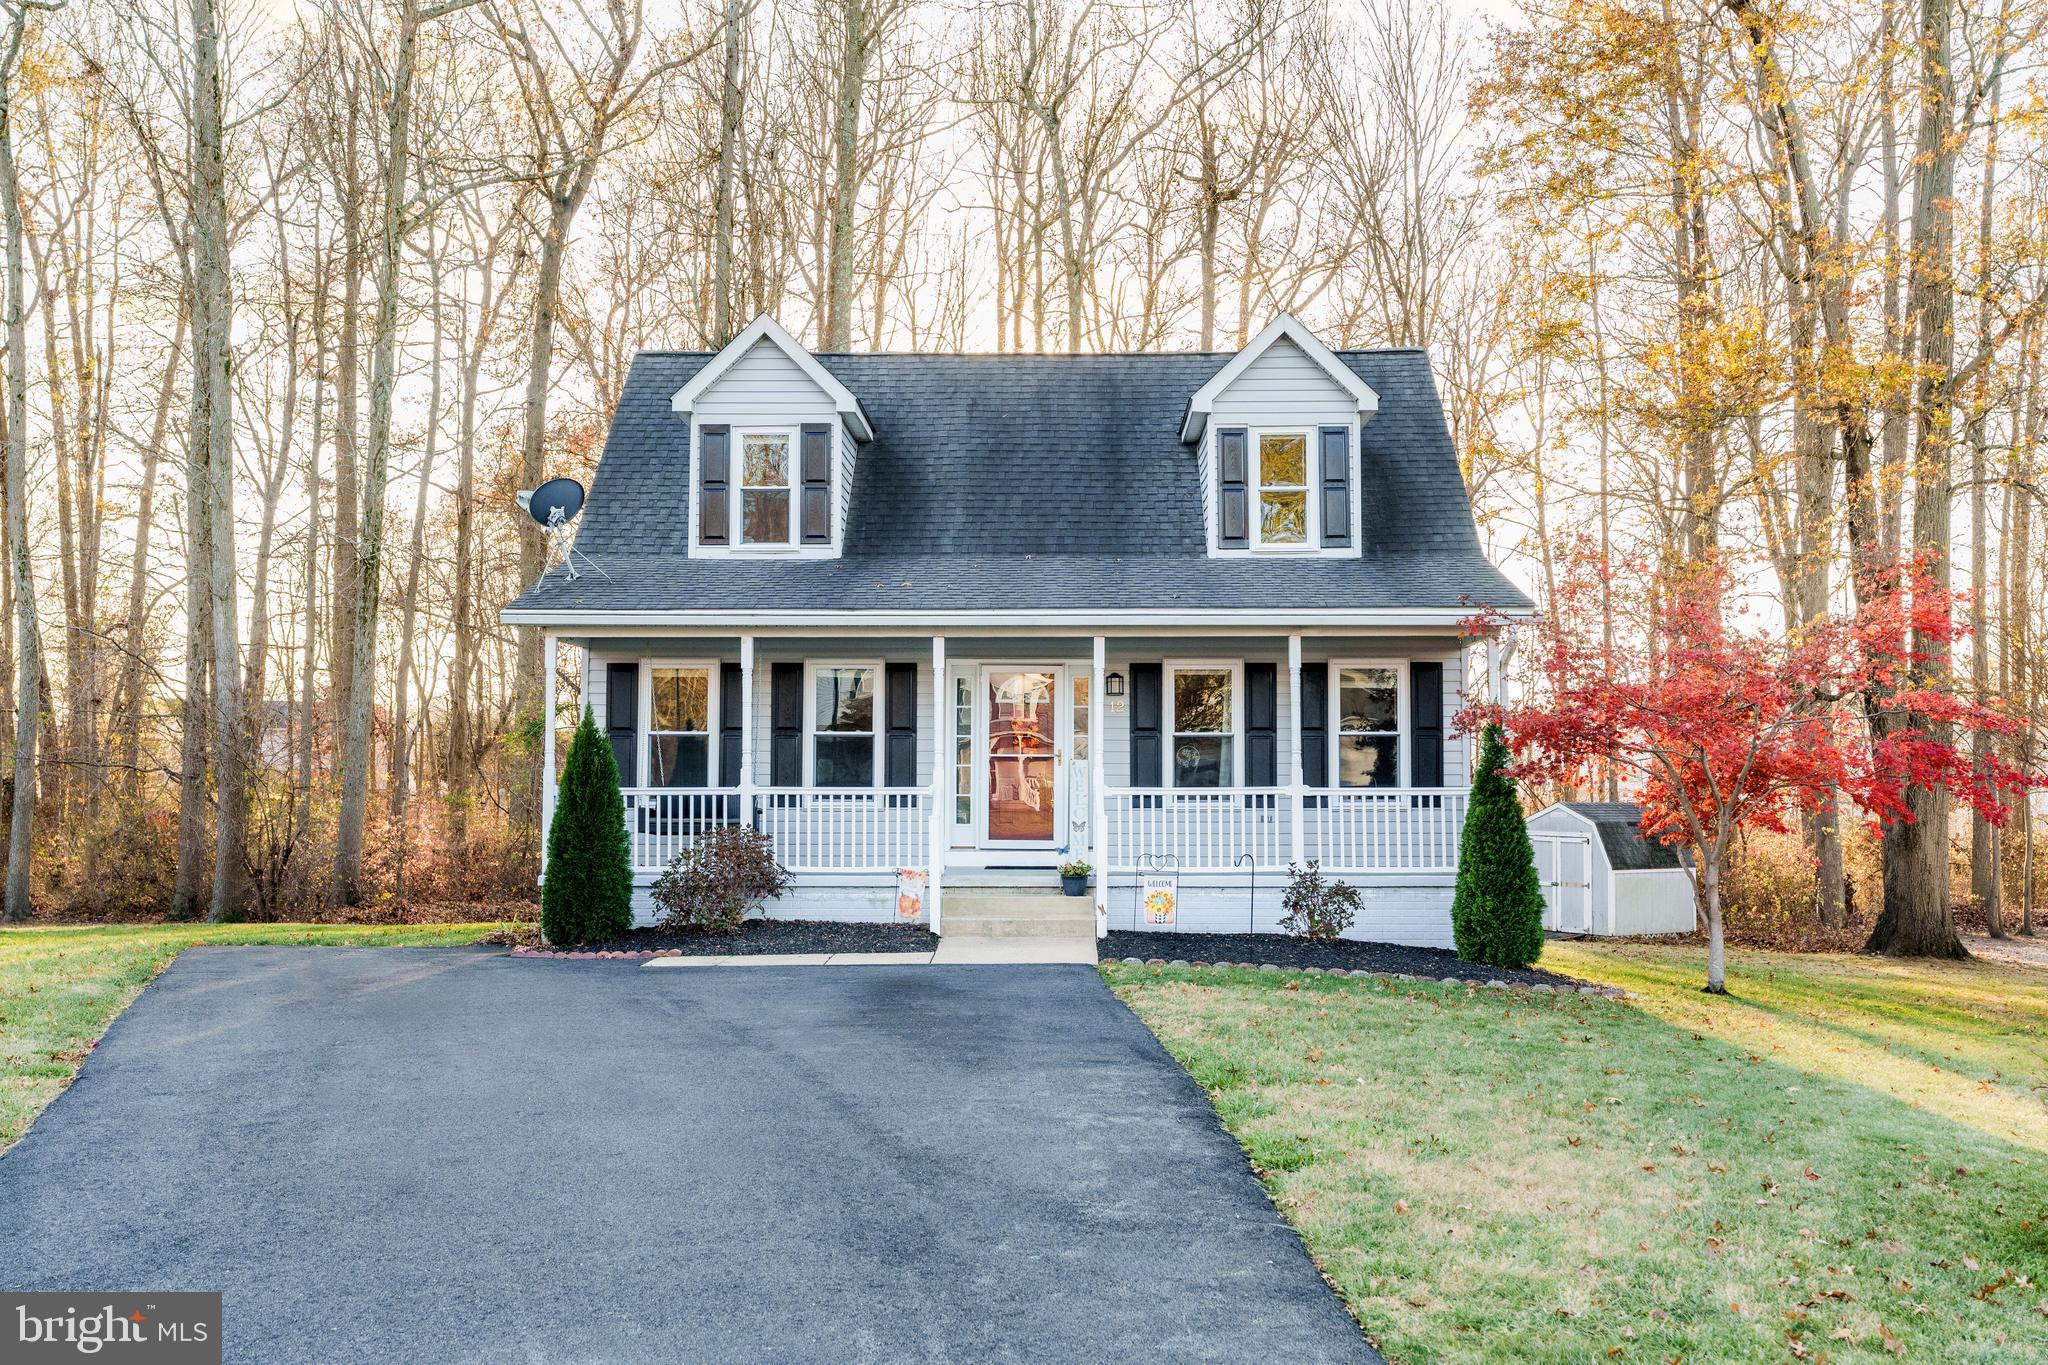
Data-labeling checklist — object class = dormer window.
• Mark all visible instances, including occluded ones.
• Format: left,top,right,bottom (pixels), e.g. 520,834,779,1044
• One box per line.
1256,432,1310,547
741,431,794,546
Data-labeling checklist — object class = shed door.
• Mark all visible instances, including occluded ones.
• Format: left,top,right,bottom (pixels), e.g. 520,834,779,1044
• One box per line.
1531,833,1593,933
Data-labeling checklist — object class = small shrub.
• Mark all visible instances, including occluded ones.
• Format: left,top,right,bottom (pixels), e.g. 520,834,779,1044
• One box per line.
540,706,634,945
1451,724,1546,968
1279,860,1360,940
651,825,792,933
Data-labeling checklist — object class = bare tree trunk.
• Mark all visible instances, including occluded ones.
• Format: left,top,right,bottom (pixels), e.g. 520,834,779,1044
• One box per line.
711,0,743,346
1968,41,2005,938
337,0,442,904
189,0,248,922
0,11,44,922
389,237,442,895
825,0,866,351
1871,0,1965,959
117,310,185,797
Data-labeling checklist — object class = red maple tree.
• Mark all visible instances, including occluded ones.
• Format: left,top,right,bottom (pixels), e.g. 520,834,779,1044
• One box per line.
1465,550,2023,993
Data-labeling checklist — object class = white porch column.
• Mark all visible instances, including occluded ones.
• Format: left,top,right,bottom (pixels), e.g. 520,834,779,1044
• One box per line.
1091,635,1108,936
540,632,558,881
739,634,756,827
929,635,948,934
1288,634,1305,875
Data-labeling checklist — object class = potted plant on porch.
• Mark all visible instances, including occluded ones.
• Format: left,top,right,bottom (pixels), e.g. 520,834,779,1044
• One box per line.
1059,859,1092,897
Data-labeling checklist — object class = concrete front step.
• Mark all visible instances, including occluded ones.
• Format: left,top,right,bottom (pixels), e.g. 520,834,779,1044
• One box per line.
945,892,1092,917
944,915,1096,940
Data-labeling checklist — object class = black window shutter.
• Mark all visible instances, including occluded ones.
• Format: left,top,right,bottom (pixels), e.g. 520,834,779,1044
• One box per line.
1245,661,1277,787
1320,425,1351,547
800,424,832,544
719,661,743,789
605,662,638,786
698,425,730,546
1410,661,1444,788
1300,662,1328,788
1216,428,1249,548
1130,661,1163,786
770,662,803,786
884,661,917,787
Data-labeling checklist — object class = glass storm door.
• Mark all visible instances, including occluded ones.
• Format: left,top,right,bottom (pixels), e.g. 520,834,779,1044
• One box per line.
984,669,1059,845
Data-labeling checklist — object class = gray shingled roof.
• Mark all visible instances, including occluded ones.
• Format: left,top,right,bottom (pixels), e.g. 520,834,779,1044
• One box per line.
506,349,1531,616
1560,803,1687,872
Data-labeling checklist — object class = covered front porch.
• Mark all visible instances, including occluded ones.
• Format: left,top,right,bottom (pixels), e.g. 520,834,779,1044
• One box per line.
540,625,1490,945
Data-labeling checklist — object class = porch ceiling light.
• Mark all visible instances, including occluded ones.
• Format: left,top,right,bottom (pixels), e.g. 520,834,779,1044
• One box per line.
1105,671,1125,698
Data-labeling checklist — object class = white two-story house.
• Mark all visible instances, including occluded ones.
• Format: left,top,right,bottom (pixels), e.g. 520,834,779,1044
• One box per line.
502,314,1532,946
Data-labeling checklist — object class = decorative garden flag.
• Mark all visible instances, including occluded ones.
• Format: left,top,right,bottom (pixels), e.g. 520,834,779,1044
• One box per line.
896,868,926,920
1142,873,1177,926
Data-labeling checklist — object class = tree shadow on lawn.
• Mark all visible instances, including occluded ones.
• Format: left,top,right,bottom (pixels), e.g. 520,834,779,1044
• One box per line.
1109,967,2048,1363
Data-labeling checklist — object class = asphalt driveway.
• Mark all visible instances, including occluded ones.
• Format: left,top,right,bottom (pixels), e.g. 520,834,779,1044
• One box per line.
0,948,1373,1363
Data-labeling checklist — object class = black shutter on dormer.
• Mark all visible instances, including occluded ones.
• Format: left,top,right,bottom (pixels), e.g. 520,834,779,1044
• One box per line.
884,661,917,786
1319,425,1351,547
1216,428,1249,549
770,662,802,786
699,425,730,546
1130,662,1163,786
1410,661,1443,788
606,662,638,786
1300,662,1328,789
800,423,832,544
1245,662,1277,787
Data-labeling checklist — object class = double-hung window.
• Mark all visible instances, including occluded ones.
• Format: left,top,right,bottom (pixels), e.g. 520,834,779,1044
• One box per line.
740,431,794,546
1255,432,1311,547
810,664,878,787
1169,663,1238,789
1334,662,1403,787
646,663,714,786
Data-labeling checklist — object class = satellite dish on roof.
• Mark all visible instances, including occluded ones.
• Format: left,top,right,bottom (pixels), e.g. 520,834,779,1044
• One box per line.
515,477,606,584
523,477,585,527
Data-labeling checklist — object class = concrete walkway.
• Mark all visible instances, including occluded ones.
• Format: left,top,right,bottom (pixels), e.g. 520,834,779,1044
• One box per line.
1,947,1374,1363
643,937,1097,967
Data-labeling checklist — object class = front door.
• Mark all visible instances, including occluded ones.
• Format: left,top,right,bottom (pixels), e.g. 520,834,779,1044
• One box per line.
982,667,1062,846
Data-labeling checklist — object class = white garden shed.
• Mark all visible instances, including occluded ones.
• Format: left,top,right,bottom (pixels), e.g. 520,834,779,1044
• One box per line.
1526,802,1696,937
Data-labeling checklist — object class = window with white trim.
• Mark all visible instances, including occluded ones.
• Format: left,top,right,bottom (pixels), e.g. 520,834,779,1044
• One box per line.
740,431,794,546
809,663,878,788
1255,431,1311,547
1169,663,1238,789
1334,662,1404,787
646,663,714,787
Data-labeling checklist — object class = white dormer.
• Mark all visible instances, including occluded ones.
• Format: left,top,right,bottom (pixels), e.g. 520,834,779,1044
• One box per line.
1183,315,1378,559
673,316,871,558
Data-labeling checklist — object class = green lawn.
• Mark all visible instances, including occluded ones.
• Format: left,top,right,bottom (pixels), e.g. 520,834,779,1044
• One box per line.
1106,943,2048,1363
0,922,507,1150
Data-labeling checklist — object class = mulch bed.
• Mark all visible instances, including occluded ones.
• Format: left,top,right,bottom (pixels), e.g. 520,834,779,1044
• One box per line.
1096,930,1586,989
521,918,939,959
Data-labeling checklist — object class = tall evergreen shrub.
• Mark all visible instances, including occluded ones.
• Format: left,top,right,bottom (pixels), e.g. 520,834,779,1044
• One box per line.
540,706,634,945
1450,724,1546,968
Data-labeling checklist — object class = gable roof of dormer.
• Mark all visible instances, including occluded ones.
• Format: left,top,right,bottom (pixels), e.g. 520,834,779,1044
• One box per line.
1179,314,1379,442
671,314,875,440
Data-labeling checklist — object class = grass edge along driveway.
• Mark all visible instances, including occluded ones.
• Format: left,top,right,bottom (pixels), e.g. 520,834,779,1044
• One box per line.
0,922,507,1151
1105,943,2048,1364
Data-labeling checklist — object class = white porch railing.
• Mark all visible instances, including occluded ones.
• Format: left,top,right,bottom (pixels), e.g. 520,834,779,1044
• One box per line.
1102,786,1468,874
1103,789,1292,873
1303,789,1467,873
619,786,932,875
622,789,745,874
753,789,932,873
